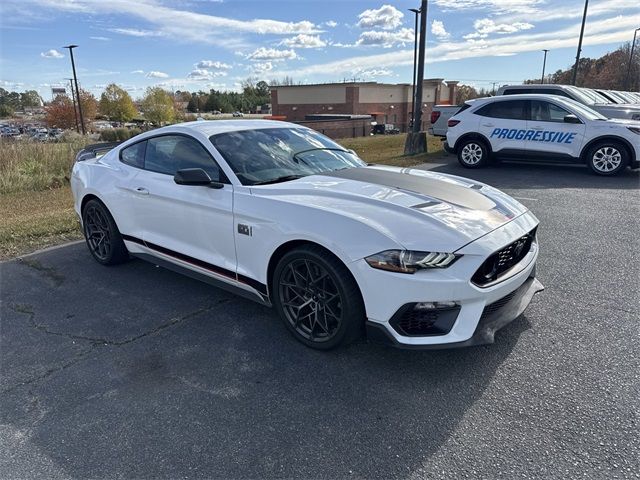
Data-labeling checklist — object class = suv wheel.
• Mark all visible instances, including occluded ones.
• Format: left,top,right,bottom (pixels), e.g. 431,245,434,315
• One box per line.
587,142,628,176
457,139,488,168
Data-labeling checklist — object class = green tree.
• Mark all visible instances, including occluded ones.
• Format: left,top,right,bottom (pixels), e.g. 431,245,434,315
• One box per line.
141,87,175,125
20,90,42,108
0,104,14,118
99,83,137,122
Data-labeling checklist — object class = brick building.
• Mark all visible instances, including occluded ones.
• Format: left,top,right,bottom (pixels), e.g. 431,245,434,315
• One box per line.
270,79,458,132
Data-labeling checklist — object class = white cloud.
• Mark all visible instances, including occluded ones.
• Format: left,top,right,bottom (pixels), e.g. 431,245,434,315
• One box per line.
251,62,274,74
431,20,450,39
280,34,327,49
357,5,404,30
431,0,543,15
277,15,639,78
131,70,145,74
90,36,110,41
195,60,231,69
246,47,297,61
358,68,393,77
464,18,534,39
146,71,169,78
109,27,163,37
40,49,64,58
20,0,320,47
356,28,414,47
324,20,338,28
187,68,228,80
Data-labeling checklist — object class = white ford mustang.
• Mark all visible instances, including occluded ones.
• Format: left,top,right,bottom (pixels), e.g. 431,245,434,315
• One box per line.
71,120,543,350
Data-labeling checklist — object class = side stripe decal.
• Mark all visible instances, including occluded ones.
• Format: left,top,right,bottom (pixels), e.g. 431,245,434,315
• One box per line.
121,234,268,296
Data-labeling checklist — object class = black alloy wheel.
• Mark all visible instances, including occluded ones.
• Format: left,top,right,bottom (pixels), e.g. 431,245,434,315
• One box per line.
82,199,129,265
273,245,364,349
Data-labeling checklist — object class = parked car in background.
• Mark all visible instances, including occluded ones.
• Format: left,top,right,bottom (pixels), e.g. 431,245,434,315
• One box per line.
445,94,640,176
497,84,640,120
232,111,244,117
428,105,463,137
371,123,400,135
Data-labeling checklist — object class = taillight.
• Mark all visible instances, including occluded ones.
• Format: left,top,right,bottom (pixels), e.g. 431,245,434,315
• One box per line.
447,119,460,127
430,111,441,124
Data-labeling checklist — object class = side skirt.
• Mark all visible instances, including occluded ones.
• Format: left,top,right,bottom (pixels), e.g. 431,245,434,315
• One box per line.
132,252,272,307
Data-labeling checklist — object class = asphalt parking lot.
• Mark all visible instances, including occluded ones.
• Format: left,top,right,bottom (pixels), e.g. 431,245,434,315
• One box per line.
1,160,639,479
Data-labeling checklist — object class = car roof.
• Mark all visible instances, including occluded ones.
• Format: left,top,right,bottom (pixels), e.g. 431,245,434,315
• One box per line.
470,93,574,103
155,119,299,137
500,84,575,90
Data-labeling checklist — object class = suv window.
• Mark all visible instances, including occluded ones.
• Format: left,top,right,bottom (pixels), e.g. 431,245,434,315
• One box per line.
475,100,528,120
531,100,573,123
120,141,146,168
503,88,531,95
144,134,223,181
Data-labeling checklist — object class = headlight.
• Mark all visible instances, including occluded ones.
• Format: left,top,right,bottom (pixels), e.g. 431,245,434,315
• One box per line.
627,126,640,135
365,250,461,273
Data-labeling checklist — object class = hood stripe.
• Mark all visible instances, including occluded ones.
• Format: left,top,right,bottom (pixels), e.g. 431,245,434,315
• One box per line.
322,167,496,211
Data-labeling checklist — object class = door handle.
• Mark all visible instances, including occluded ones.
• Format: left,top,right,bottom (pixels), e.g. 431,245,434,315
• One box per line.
135,187,149,195
482,123,495,127
531,126,544,131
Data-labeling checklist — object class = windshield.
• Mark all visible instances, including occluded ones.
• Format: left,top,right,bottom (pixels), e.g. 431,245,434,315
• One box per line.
210,127,366,185
566,86,599,105
557,97,608,121
581,88,613,104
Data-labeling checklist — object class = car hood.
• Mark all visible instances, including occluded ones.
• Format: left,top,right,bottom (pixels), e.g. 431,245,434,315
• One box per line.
252,165,529,252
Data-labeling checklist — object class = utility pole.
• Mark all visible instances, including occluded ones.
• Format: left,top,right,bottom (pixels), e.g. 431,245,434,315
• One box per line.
409,7,420,129
625,28,640,90
66,78,79,133
64,45,85,134
571,0,589,86
541,49,549,84
492,82,497,95
404,0,428,155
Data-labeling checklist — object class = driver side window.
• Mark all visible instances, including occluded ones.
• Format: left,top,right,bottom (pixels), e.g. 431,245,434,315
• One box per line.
531,100,571,123
144,135,224,181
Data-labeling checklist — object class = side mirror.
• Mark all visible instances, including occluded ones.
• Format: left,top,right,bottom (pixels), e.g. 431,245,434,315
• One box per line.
174,168,223,189
564,114,582,124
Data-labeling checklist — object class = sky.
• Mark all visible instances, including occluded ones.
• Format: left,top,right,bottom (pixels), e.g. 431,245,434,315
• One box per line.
0,0,639,100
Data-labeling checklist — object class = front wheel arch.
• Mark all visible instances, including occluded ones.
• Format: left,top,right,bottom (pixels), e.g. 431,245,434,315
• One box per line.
579,136,635,165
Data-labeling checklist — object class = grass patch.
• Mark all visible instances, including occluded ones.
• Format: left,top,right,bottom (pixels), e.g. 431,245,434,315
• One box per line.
0,186,81,260
0,137,89,194
339,133,446,167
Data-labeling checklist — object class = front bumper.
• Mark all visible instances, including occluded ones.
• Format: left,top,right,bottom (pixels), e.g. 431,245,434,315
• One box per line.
366,275,543,349
352,211,542,348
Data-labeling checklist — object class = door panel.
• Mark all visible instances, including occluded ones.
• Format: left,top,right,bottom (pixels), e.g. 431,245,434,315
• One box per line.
475,100,529,155
526,100,586,159
135,171,236,275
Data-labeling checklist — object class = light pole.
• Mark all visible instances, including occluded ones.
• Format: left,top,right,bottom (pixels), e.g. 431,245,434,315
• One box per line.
66,78,79,133
625,28,640,91
64,45,85,134
571,0,589,86
412,0,428,135
409,7,420,129
541,49,549,84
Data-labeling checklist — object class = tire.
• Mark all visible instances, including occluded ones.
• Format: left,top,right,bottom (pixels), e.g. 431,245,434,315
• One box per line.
272,245,365,350
586,141,628,176
457,138,489,168
81,199,129,265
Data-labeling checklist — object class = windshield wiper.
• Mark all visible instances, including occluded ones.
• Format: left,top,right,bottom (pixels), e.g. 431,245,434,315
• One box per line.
252,174,306,185
292,147,350,164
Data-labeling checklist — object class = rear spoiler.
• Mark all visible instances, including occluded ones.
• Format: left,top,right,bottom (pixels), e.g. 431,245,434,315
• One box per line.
75,141,121,162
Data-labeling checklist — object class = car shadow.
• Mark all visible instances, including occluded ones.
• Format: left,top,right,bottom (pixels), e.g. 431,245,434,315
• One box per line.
1,247,531,478
421,158,640,191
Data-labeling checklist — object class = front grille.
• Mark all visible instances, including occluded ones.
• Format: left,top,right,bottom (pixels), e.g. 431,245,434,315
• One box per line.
480,289,519,320
390,305,460,337
472,228,536,287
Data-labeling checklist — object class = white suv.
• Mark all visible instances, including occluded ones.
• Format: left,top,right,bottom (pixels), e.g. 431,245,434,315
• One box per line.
445,94,640,176
496,84,640,121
